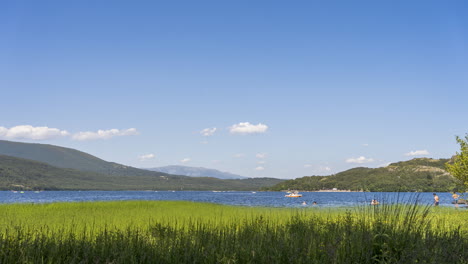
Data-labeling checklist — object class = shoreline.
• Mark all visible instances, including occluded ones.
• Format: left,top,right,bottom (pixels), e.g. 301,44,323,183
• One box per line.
283,189,361,192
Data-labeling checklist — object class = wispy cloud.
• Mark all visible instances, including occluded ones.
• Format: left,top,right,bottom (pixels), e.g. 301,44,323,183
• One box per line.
180,158,191,163
404,150,430,156
200,127,217,136
139,153,155,161
0,125,69,140
256,153,267,159
257,160,266,164
233,153,245,158
72,128,138,141
254,166,265,171
346,156,374,164
229,122,268,135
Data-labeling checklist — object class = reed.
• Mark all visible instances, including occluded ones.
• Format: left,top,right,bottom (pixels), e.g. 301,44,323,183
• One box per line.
0,201,466,263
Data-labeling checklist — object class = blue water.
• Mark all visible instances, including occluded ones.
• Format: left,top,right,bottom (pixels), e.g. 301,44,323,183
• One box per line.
0,191,460,208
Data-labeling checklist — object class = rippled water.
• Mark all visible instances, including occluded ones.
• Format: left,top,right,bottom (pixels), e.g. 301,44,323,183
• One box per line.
0,191,460,208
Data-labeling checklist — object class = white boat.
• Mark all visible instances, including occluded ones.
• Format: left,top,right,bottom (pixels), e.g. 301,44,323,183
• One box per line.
285,191,302,197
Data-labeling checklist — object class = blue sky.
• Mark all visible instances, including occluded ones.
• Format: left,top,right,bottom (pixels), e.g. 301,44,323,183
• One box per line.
1,1,467,178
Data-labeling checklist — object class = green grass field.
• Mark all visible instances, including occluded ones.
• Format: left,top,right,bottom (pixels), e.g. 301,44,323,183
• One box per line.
0,201,466,263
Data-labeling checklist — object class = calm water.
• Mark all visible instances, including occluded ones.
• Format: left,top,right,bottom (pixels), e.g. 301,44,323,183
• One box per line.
0,191,459,208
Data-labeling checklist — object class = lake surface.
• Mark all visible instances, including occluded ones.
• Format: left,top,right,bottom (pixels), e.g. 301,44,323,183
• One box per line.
0,191,460,208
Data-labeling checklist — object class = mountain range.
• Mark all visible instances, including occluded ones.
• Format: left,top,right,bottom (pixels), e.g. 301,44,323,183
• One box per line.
0,140,284,191
145,165,247,179
0,140,160,176
0,140,461,192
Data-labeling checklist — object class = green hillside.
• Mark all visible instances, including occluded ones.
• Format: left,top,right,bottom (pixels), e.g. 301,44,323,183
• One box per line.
0,140,160,176
0,155,284,191
264,158,461,192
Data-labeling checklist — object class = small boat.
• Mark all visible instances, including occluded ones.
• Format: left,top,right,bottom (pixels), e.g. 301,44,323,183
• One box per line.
285,191,302,198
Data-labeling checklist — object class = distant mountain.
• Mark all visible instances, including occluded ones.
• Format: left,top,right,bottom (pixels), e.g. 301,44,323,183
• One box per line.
0,154,138,190
0,140,284,191
146,165,247,179
0,154,284,191
0,140,170,177
264,158,461,192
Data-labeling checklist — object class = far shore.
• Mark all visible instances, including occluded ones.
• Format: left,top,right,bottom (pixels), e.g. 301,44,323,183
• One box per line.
283,189,362,192
312,189,360,192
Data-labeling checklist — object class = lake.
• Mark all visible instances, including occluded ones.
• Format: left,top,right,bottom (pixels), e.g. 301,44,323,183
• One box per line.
0,191,460,207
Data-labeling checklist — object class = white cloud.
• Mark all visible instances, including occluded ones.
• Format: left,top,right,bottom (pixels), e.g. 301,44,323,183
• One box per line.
200,127,217,136
72,128,139,141
139,154,155,161
254,166,265,171
229,122,268,135
180,158,191,163
0,125,140,142
404,150,430,156
346,156,375,164
0,125,69,140
256,153,267,159
362,143,369,147
304,164,313,168
257,160,266,164
233,153,245,158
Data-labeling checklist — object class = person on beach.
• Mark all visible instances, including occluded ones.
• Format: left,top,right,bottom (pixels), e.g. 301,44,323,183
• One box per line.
433,193,439,206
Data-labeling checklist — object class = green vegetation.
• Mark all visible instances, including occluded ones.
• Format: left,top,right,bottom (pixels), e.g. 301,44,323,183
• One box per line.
0,155,284,191
0,201,465,263
265,158,460,192
0,140,180,176
0,140,283,191
0,139,228,181
446,134,468,190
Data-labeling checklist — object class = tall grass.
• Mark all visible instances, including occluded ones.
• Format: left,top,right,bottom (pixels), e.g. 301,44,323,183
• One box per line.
0,201,466,263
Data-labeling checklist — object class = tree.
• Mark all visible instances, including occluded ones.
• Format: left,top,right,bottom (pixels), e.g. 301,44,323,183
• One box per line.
446,134,468,190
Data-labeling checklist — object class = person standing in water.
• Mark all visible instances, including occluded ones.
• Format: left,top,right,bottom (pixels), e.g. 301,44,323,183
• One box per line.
452,192,460,207
433,193,439,206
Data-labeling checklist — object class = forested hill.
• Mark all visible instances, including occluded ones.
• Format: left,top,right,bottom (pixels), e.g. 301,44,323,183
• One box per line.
263,158,460,192
0,140,162,176
0,155,284,191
